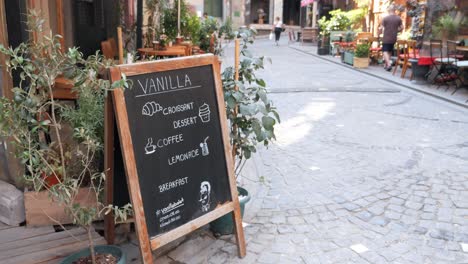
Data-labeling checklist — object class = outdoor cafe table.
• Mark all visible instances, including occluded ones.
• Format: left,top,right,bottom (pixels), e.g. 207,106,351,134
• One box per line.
137,47,186,59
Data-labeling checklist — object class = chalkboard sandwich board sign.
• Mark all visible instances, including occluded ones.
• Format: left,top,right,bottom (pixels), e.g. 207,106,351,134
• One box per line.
108,54,246,263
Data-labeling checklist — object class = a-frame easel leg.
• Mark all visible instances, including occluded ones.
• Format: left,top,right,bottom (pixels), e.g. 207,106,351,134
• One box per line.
232,202,246,257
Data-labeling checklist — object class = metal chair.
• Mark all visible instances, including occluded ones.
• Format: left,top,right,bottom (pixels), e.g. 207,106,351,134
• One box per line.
447,40,468,94
427,39,458,87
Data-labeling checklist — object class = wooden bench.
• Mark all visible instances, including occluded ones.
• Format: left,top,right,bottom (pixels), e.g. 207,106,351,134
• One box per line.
301,27,317,45
0,223,106,264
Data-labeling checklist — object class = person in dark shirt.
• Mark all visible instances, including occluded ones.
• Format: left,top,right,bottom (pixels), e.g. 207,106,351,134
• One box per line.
380,5,403,71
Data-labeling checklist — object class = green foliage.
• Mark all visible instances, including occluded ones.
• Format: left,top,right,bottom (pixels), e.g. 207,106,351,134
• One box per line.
222,28,279,176
355,43,370,57
161,0,189,40
318,9,351,36
182,14,202,45
344,30,356,42
199,17,219,52
345,8,366,31
0,11,131,263
198,17,236,56
432,13,465,40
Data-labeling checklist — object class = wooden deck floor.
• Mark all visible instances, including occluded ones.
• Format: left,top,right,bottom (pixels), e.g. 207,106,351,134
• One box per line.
0,222,106,263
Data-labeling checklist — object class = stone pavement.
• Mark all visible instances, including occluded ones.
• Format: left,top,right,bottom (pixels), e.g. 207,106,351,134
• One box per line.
121,38,468,263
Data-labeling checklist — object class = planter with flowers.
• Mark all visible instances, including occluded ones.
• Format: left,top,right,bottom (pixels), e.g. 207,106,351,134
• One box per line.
353,43,370,68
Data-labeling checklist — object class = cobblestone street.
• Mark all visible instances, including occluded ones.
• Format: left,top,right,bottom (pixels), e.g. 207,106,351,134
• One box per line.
147,39,468,264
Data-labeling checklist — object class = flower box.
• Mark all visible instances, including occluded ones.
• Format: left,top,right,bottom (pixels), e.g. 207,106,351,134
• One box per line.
353,57,369,68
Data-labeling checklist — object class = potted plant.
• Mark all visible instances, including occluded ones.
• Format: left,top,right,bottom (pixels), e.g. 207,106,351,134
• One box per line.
317,10,352,55
0,12,131,264
342,30,355,64
210,28,280,236
157,33,169,50
353,43,370,68
432,13,466,44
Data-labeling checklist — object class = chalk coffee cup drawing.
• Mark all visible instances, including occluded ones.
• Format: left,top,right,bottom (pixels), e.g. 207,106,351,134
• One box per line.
198,103,211,123
145,138,156,155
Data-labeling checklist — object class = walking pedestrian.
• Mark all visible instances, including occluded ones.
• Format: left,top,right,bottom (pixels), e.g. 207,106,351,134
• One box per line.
272,17,283,46
380,5,403,71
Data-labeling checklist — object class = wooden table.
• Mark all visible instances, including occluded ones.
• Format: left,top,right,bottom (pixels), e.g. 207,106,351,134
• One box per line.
138,47,186,59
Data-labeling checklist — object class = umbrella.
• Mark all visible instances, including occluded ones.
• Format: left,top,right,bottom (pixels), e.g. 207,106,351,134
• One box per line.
301,0,314,7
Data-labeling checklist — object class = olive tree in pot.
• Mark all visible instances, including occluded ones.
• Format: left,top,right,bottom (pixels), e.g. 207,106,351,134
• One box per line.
353,43,370,68
0,12,131,264
210,28,280,236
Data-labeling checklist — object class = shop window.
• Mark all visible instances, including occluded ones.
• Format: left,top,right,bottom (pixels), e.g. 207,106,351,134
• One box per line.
204,0,222,18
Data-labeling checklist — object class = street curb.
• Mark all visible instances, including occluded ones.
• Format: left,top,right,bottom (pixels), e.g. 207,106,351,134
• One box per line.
289,46,468,109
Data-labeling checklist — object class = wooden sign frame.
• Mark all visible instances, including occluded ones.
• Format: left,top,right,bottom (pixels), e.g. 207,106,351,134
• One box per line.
107,55,246,263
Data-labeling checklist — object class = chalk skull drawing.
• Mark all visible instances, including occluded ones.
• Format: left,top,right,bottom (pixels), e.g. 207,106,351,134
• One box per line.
199,181,211,212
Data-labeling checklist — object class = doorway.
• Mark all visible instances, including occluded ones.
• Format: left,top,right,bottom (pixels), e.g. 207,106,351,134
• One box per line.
251,0,270,24
283,0,300,25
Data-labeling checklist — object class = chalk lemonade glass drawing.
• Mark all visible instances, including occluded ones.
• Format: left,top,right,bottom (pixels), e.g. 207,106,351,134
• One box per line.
121,63,232,237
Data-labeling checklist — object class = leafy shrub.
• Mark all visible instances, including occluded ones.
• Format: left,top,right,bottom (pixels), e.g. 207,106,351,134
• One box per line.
355,43,370,58
318,9,351,36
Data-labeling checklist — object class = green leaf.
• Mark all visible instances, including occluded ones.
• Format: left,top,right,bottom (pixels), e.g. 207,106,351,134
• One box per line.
257,89,267,103
226,96,237,109
257,79,266,88
272,110,281,123
239,104,257,115
262,116,276,130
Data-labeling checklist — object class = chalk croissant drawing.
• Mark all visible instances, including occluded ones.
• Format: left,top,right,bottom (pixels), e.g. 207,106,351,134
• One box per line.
142,101,163,116
199,181,211,212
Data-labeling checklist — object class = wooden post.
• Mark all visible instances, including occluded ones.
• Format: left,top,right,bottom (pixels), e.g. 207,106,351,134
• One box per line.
231,39,240,160
312,1,318,28
56,0,65,51
0,0,11,99
104,96,116,245
117,27,124,64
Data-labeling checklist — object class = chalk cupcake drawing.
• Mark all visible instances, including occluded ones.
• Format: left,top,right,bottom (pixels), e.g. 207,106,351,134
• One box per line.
142,101,163,116
200,136,210,156
145,138,156,154
199,181,211,212
198,103,211,123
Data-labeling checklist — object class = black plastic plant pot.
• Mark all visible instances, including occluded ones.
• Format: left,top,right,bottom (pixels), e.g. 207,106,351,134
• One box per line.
409,59,429,80
210,187,251,236
60,245,126,264
318,46,330,55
